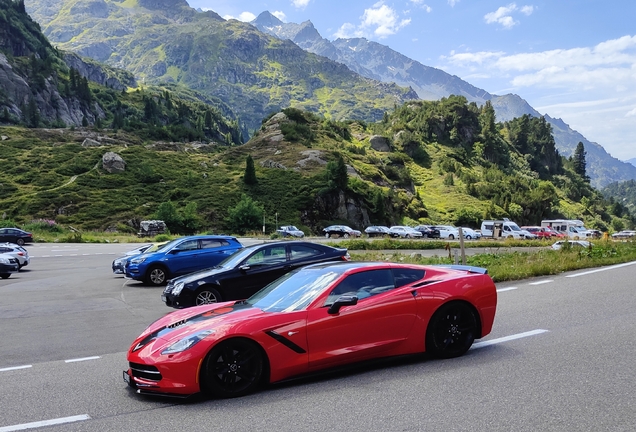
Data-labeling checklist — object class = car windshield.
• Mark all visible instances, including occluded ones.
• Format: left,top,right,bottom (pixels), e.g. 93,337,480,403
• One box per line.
217,247,262,269
510,224,522,231
246,267,343,312
153,239,181,253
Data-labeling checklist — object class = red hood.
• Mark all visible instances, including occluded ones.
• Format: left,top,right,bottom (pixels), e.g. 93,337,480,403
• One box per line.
131,301,267,355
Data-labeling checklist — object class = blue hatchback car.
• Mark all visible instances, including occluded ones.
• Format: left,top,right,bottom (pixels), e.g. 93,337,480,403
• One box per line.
124,235,243,286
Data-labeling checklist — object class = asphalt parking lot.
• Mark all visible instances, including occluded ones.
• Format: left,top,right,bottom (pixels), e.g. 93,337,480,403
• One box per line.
1,242,635,431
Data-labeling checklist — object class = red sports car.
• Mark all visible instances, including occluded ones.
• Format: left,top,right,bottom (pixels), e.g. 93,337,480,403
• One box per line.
124,262,497,398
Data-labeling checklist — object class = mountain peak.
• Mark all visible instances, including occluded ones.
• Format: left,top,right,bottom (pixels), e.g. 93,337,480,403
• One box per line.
253,11,284,27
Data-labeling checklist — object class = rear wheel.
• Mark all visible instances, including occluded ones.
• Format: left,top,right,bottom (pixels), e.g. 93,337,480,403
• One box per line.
195,287,222,305
201,339,264,398
448,234,455,240
145,265,168,286
16,239,24,246
426,302,477,359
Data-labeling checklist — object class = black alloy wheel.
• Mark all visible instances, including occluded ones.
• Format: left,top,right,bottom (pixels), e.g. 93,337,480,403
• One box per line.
195,287,222,305
201,339,264,398
426,302,477,359
16,239,24,246
145,265,168,286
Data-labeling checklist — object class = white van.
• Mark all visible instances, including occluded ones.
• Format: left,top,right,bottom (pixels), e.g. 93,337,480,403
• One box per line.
480,219,526,239
541,219,592,239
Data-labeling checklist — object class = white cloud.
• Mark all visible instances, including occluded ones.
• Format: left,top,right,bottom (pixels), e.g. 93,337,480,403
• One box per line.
409,0,432,11
223,11,256,22
484,3,534,29
292,0,311,8
440,35,636,160
334,2,410,39
272,11,287,22
448,0,460,6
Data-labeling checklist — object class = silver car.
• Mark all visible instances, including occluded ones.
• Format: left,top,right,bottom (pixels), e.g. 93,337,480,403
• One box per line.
0,243,30,269
388,226,423,239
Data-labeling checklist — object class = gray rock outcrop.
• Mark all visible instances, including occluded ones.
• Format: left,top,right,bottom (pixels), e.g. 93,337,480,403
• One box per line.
369,135,391,152
102,152,126,173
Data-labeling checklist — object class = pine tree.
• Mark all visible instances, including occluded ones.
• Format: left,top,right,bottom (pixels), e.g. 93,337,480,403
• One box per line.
243,155,257,185
573,141,588,181
326,153,348,191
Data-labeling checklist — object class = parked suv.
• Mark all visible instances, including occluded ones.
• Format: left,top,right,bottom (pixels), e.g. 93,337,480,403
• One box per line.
125,235,243,286
0,243,30,269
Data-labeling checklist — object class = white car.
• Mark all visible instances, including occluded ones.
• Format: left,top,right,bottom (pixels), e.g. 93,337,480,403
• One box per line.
551,240,592,250
388,226,423,239
433,225,460,240
0,243,30,269
458,227,481,240
611,230,636,239
520,229,538,240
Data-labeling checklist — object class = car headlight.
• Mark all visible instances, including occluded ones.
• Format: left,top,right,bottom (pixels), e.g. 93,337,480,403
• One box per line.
171,281,185,296
161,330,215,355
130,256,147,265
0,257,9,264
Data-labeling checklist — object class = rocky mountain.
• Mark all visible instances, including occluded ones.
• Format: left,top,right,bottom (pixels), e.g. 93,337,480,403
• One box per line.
251,11,636,189
627,158,636,168
24,0,418,134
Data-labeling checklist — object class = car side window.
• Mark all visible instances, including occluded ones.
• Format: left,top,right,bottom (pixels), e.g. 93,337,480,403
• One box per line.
245,246,287,265
290,245,322,260
393,268,425,288
174,239,198,251
324,269,394,306
200,239,229,249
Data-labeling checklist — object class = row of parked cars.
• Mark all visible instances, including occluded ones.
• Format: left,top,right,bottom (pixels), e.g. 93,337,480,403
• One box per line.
112,235,351,309
0,228,33,279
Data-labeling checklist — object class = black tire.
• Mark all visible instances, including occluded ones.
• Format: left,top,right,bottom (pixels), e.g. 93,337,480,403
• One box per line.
145,265,168,286
0,273,9,279
465,235,472,240
16,239,25,246
426,302,477,359
201,338,264,398
195,287,222,306
448,234,455,240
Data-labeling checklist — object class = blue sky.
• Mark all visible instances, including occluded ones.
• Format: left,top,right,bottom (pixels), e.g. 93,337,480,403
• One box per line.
187,0,636,161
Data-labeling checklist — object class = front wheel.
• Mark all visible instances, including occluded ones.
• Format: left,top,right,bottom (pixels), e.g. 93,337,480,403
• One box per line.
448,234,455,240
201,339,264,398
343,233,349,239
145,265,168,286
325,233,330,238
426,302,477,359
195,287,222,306
465,235,472,240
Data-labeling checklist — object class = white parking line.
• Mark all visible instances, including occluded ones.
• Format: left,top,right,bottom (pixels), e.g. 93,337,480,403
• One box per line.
0,365,32,372
566,260,636,278
528,280,553,285
0,414,90,432
65,356,100,363
497,287,518,292
472,329,549,349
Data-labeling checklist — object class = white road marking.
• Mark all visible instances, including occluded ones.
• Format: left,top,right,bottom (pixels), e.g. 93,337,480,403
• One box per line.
566,260,636,278
472,329,549,349
0,414,90,432
51,249,78,252
65,356,100,363
529,280,553,285
497,287,518,292
0,365,32,372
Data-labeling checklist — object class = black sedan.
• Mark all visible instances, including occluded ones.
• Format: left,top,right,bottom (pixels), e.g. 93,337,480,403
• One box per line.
414,225,441,239
364,225,390,237
0,228,33,246
162,241,350,308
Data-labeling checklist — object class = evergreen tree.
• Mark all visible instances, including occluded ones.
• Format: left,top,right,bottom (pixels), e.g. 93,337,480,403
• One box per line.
573,141,588,181
243,155,257,185
326,153,348,191
25,96,39,128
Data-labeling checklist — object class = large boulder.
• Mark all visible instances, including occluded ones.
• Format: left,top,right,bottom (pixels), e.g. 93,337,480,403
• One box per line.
102,152,126,173
369,135,391,152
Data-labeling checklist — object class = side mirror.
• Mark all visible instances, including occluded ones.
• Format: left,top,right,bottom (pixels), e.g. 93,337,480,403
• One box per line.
239,265,251,272
328,295,358,315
